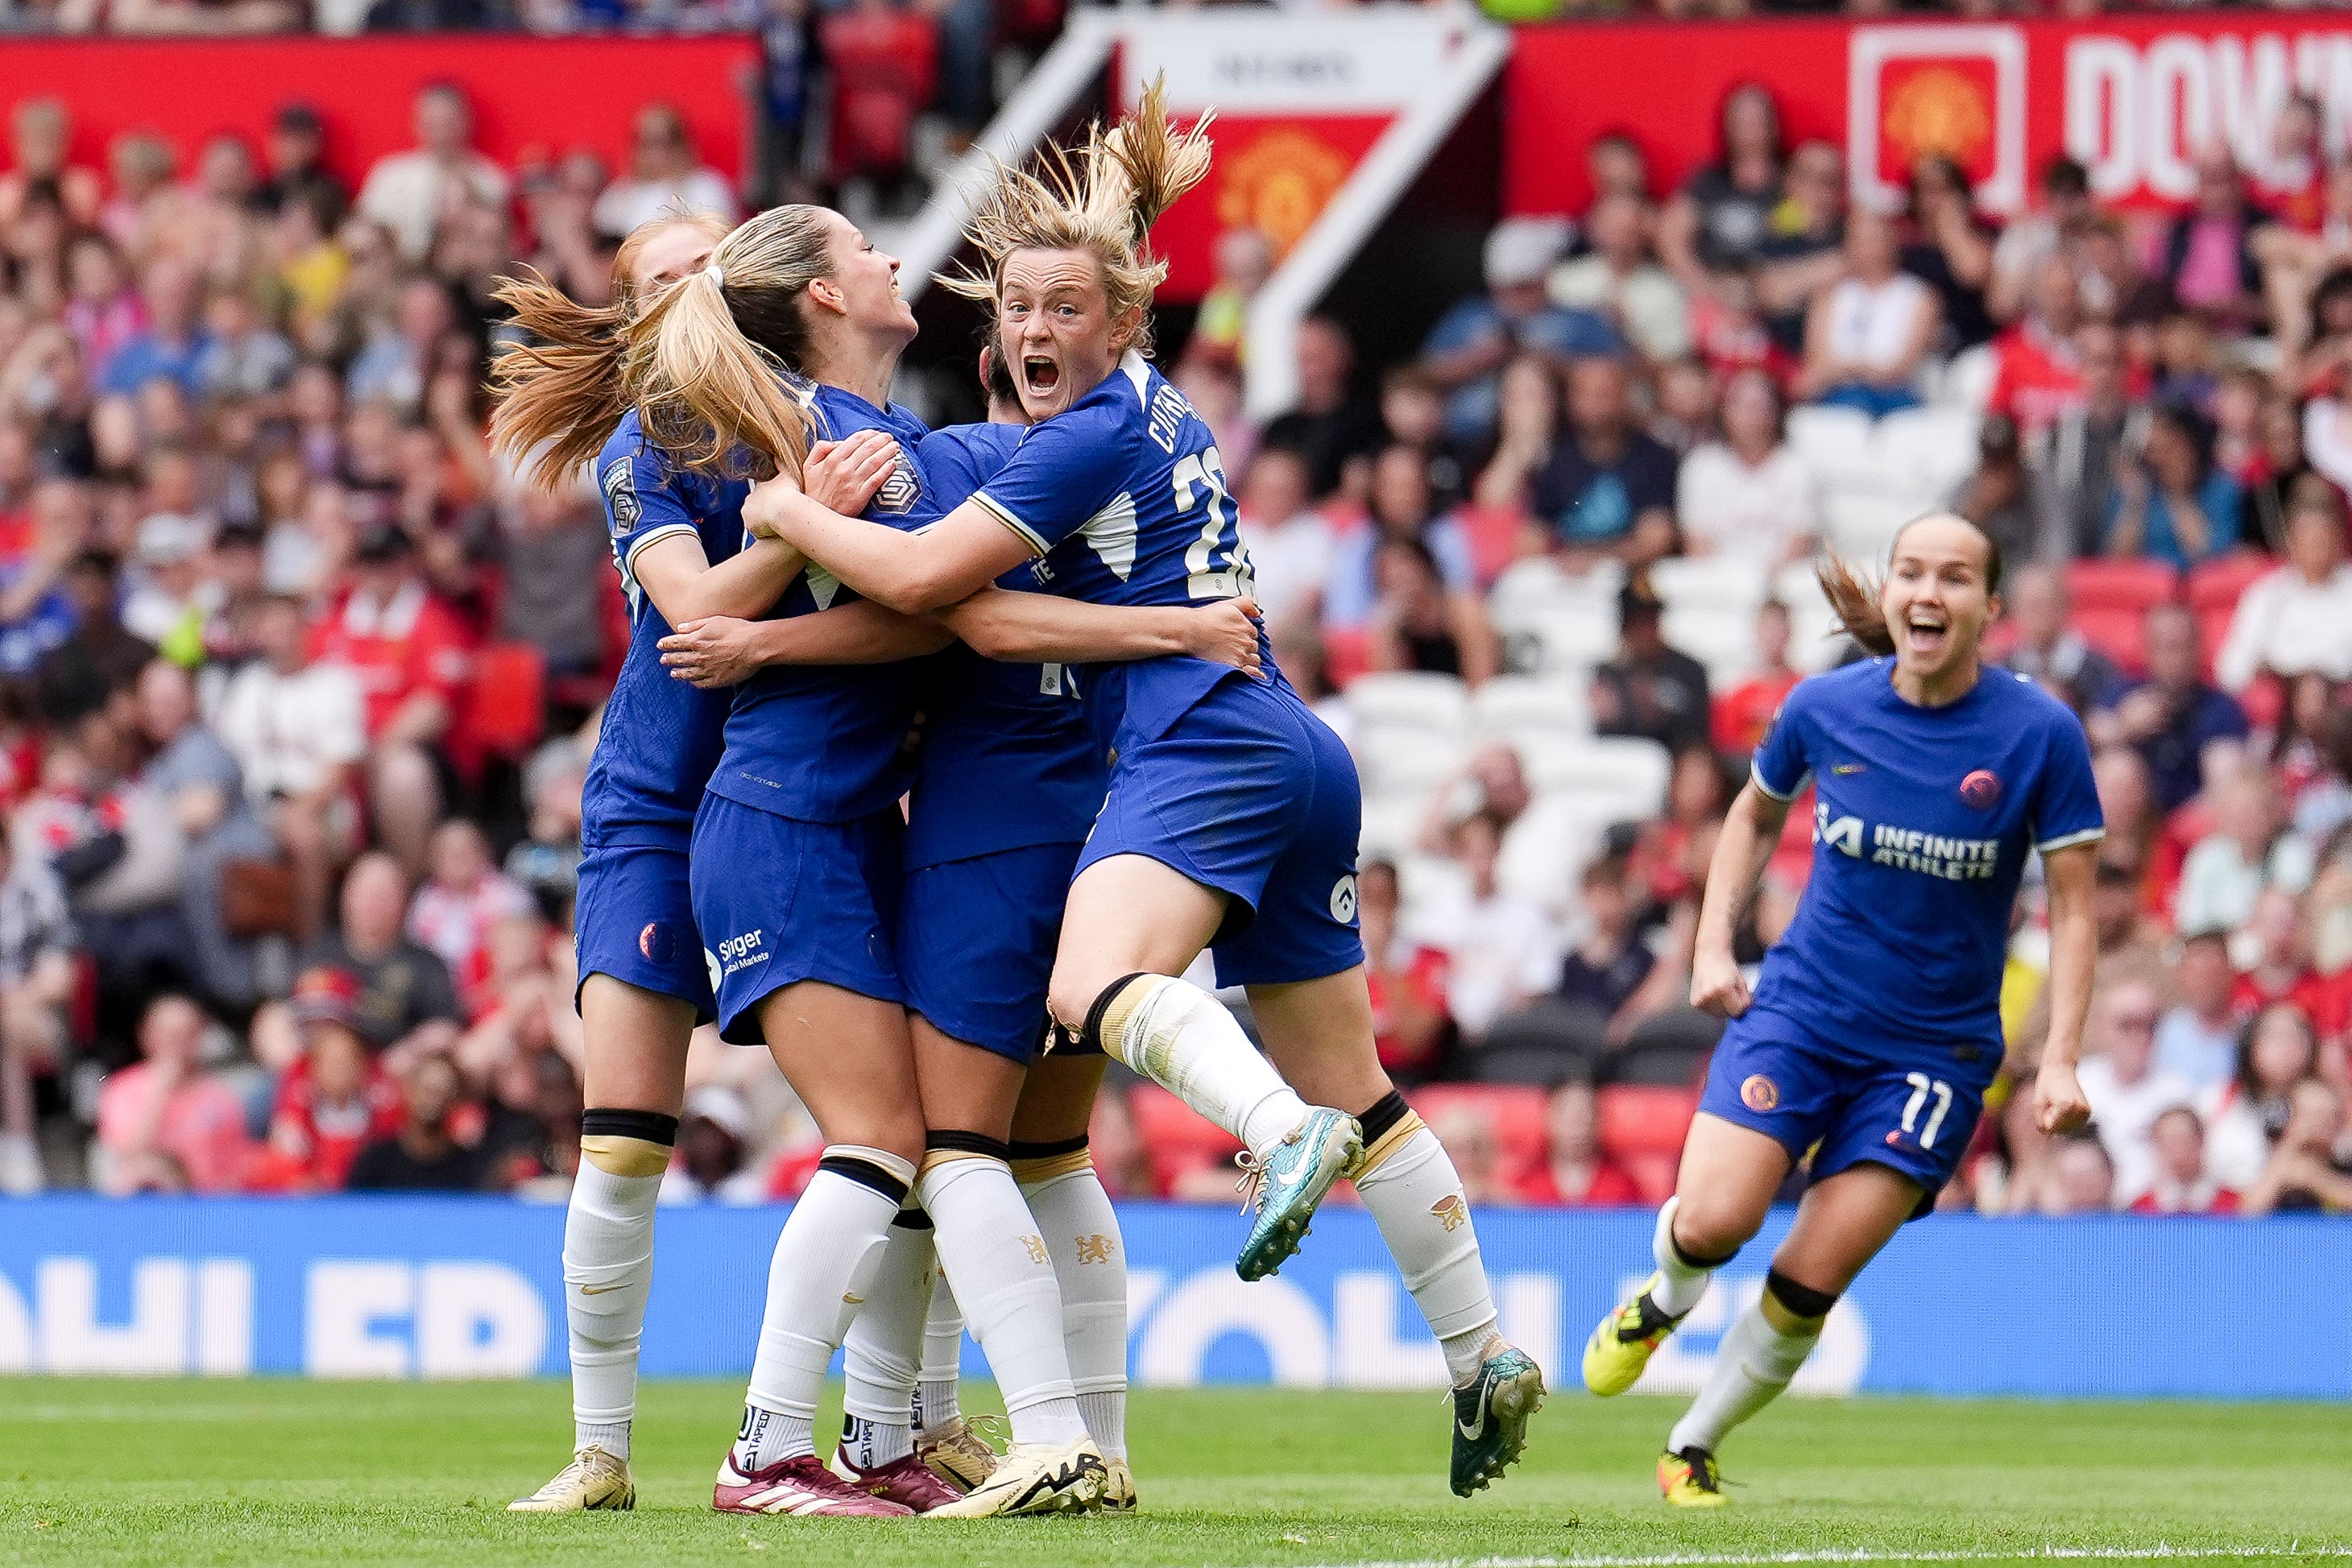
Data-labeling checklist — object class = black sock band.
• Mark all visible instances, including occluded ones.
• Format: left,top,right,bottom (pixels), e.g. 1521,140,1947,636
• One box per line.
582,1107,680,1146
1356,1089,1410,1144
1008,1132,1089,1160
925,1128,1012,1161
818,1153,910,1206
1670,1230,1739,1272
1082,971,1161,1056
1764,1267,1839,1322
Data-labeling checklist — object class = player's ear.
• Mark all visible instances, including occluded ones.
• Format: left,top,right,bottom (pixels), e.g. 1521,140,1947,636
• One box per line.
1108,304,1145,354
805,275,848,317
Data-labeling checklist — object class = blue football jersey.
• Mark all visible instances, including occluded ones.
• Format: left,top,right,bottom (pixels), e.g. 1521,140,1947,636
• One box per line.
578,410,750,850
702,383,933,825
1748,658,2105,1051
968,351,1272,753
903,421,1104,869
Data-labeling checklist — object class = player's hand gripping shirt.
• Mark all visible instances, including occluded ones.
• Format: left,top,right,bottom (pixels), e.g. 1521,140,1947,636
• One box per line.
1748,658,2104,1050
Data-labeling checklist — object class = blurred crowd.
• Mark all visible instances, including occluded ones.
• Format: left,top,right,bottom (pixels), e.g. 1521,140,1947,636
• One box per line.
3,52,2352,1221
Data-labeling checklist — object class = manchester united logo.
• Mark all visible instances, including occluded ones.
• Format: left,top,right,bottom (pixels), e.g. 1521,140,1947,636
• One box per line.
1215,127,1352,259
1741,1074,1780,1113
1884,64,1993,168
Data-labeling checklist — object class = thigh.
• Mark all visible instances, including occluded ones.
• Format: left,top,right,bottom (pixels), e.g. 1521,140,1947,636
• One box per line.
1046,854,1227,1026
1670,1111,1795,1259
575,842,714,1021
910,1012,1026,1142
900,844,1074,1065
1810,1051,1992,1215
1246,966,1391,1115
1771,1162,1922,1295
1012,1052,1108,1145
757,980,925,1165
1212,705,1367,989
578,972,697,1118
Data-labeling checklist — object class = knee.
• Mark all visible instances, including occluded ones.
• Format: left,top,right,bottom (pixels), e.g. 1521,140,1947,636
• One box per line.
1667,1193,1764,1263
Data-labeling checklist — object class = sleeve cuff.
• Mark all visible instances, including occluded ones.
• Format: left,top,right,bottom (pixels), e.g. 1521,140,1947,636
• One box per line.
1749,759,1809,803
971,490,1050,557
621,522,700,573
2035,826,2107,854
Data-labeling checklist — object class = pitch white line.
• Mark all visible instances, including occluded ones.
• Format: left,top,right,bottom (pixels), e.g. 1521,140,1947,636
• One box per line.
1275,1548,2352,1568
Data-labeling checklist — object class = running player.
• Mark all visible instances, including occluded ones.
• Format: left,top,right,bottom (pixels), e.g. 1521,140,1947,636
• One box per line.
1579,513,2101,1505
677,88,1544,1496
488,215,906,1515
621,203,1265,1518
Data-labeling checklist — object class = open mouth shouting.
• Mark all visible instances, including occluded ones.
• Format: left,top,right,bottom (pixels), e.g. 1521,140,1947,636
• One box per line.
1903,606,1948,659
1022,354,1062,399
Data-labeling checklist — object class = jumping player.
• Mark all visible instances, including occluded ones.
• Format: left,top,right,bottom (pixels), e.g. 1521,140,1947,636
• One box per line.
706,87,1544,1496
1579,512,2100,1504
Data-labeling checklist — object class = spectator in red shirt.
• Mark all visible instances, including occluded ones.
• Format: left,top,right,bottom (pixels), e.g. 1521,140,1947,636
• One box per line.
308,523,472,875
2230,885,2352,1037
1360,858,1451,1083
1987,253,2086,445
1518,1077,1642,1206
259,967,403,1193
2127,1104,2239,1214
1427,1101,1518,1208
1712,598,1799,761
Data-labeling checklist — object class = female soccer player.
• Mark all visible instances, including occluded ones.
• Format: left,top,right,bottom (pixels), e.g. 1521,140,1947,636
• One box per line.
620,201,1267,1518
654,87,1544,1496
1579,511,2101,1505
489,215,914,1516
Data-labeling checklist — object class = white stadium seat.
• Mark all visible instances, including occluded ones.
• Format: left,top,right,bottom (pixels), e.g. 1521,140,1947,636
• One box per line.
1341,671,1470,734
1938,341,1998,412
1876,406,1979,508
1649,555,1766,615
1352,726,1470,800
1784,403,1881,491
1514,607,1619,674
1509,733,1673,819
1469,673,1590,736
1356,796,1425,863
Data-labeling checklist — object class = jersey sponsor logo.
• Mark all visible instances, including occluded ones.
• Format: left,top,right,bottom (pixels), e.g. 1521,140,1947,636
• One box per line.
705,946,723,994
1741,1074,1780,1112
601,457,640,536
1329,874,1359,923
1815,804,1865,858
715,929,768,978
875,453,922,515
1959,768,2002,809
639,921,678,964
1868,823,1999,880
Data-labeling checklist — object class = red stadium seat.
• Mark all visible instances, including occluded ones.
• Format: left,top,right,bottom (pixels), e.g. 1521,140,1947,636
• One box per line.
2069,602,2151,674
1597,1083,1699,1205
1410,1084,1548,1177
1128,1083,1243,1196
1323,627,1373,689
1455,504,1527,588
463,642,547,760
2064,557,2178,614
2186,552,2273,615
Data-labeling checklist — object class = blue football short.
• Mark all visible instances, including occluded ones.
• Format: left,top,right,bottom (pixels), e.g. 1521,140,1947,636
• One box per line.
899,841,1083,1063
690,796,905,1045
573,838,714,1022
1696,1007,2000,1214
1075,676,1365,987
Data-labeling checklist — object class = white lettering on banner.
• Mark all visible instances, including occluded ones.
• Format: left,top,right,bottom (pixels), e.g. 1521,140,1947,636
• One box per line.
1625,1272,1870,1398
1114,11,1464,113
1332,1274,1447,1389
2066,31,2352,202
0,1272,31,1371
31,1258,252,1375
304,1261,547,1378
1133,1272,1330,1387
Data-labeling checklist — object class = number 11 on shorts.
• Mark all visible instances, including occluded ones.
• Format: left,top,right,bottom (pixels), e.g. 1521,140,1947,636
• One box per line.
1900,1073,1952,1148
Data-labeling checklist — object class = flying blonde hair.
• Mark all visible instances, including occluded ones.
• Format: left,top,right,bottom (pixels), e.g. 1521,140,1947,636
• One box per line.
487,212,731,490
938,75,1214,358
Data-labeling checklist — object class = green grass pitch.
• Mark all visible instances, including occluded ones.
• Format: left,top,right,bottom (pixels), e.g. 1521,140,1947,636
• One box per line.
2,1378,2349,1566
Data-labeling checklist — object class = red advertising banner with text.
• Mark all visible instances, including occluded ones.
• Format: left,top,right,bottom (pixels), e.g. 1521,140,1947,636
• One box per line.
1506,14,2352,220
0,35,763,192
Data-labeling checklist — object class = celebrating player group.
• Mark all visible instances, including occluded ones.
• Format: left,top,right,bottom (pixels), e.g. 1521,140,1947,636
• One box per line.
482,78,2102,1521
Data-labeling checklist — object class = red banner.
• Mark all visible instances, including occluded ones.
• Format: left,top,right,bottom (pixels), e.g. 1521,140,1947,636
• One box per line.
0,35,763,192
1506,14,2352,219
1150,112,1391,300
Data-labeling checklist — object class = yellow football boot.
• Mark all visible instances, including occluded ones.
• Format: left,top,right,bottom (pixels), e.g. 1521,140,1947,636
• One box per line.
508,1445,635,1512
1658,1446,1728,1507
1581,1274,1685,1396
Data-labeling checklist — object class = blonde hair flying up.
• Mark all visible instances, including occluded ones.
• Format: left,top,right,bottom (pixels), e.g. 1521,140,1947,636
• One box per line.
939,75,1214,357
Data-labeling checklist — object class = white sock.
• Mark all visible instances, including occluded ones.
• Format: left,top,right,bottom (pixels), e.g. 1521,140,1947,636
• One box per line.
1019,1156,1128,1460
915,1275,963,1436
736,1146,913,1469
1650,1197,1722,1319
1352,1113,1500,1386
838,1206,933,1467
565,1127,673,1462
917,1152,1089,1447
1098,975,1309,1156
1667,1293,1824,1455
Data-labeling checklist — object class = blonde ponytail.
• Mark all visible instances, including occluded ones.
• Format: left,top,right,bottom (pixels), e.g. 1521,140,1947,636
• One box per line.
488,213,731,490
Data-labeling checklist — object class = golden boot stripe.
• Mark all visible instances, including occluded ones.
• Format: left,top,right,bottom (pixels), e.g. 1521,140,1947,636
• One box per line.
918,1148,1005,1179
1096,974,1168,1061
1355,1110,1427,1178
1011,1148,1095,1185
1758,1287,1829,1337
581,1134,672,1178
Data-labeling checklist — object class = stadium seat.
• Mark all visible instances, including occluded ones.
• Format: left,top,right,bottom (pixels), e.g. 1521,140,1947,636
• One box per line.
2187,552,2272,615
1469,998,1609,1083
1662,604,1760,683
1649,556,1765,614
1410,1083,1548,1176
1470,673,1590,736
1822,489,1911,561
1127,1083,1242,1196
1785,404,1879,490
1323,627,1373,689
1344,671,1471,734
1513,734,1671,819
2064,558,2178,615
2071,602,2152,674
1493,795,1602,912
1357,796,1423,862
1514,607,1621,674
1875,406,1981,507
1353,727,1471,799
1937,341,2000,412
465,642,547,760
1596,1084,1699,1204
1612,1007,1723,1085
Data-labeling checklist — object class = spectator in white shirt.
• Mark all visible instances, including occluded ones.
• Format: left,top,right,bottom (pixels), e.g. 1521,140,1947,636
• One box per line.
1674,367,1819,569
1235,446,1331,635
1547,192,1691,364
2174,767,2314,933
2214,486,2352,693
2076,974,2198,1204
590,104,739,242
211,594,366,944
1418,808,1562,1045
356,84,511,263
